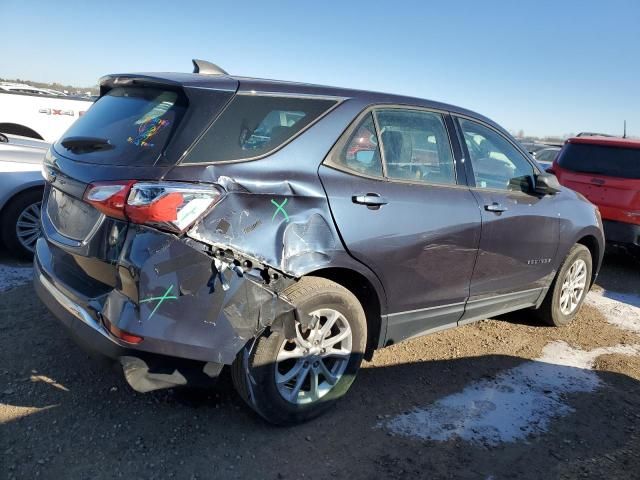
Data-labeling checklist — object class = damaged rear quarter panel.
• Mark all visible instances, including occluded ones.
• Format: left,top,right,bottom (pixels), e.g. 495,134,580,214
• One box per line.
167,98,380,280
188,186,340,277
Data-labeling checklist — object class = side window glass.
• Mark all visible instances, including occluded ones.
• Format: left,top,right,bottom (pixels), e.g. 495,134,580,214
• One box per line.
186,95,336,163
459,118,535,192
242,109,306,151
375,109,456,185
334,113,383,177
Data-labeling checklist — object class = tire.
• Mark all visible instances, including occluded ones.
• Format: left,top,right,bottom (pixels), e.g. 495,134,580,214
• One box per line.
536,244,592,327
1,189,43,259
231,276,367,425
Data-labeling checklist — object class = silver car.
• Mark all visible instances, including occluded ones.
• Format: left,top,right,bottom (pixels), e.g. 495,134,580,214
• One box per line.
0,133,47,256
534,146,561,170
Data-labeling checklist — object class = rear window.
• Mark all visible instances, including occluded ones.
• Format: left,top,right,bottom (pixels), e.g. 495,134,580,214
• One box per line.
558,143,640,179
185,94,336,163
56,87,186,165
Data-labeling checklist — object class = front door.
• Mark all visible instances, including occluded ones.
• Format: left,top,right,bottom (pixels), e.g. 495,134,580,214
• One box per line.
320,108,481,343
455,117,559,323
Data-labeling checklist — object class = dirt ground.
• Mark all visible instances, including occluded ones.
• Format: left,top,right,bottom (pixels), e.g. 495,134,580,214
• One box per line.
1,251,639,479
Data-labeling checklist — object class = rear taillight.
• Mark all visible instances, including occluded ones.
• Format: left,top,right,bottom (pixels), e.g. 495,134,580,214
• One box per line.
84,181,221,232
127,182,221,232
85,181,136,220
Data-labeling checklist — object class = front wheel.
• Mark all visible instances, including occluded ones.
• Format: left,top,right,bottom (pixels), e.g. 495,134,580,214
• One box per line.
536,244,592,327
231,276,367,425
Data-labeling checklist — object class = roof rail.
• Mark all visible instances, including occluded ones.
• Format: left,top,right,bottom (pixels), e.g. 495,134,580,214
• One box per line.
192,59,228,76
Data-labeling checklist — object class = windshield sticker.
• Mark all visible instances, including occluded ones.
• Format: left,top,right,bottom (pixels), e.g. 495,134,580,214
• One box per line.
127,117,170,148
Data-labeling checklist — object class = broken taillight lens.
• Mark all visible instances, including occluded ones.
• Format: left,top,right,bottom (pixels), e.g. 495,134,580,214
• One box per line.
126,182,221,232
85,181,136,220
84,181,221,233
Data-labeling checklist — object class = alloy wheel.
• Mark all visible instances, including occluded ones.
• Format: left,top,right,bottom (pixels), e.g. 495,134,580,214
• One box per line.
559,258,587,315
275,308,352,405
15,201,42,253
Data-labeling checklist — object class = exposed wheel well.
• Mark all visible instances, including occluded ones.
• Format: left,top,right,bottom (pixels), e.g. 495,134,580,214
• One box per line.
308,267,382,360
576,235,600,286
0,123,43,140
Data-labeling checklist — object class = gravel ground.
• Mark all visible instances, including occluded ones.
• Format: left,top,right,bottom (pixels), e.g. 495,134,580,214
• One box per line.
1,251,639,479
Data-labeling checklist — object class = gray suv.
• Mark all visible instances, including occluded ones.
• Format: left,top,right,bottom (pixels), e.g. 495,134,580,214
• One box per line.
34,60,604,424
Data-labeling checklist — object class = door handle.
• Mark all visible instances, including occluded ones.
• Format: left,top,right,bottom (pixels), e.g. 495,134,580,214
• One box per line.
484,202,508,213
352,193,388,209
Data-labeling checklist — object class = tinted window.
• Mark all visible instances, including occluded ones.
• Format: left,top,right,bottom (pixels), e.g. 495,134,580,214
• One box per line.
56,87,186,165
186,95,336,163
376,109,455,185
460,119,535,192
558,143,640,179
332,113,383,177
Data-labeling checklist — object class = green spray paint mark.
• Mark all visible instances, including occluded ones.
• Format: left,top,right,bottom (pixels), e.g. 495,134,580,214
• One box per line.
140,285,178,320
271,198,290,222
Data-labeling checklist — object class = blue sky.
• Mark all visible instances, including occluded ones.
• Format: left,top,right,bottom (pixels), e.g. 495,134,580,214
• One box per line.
4,0,639,137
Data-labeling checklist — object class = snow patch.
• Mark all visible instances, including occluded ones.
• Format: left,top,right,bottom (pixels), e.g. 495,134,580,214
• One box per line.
0,264,33,292
587,291,640,334
383,341,640,444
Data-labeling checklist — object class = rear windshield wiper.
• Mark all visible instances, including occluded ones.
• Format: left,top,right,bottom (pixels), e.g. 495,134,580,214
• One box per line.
60,136,114,154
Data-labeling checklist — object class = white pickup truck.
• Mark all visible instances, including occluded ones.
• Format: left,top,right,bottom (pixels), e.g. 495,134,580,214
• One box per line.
0,83,94,142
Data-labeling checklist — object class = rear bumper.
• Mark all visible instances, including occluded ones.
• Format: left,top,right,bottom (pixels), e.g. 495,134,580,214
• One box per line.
603,219,640,247
34,258,128,360
34,255,225,392
34,227,300,387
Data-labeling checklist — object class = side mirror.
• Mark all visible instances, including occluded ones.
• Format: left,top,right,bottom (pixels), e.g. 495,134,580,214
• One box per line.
535,172,562,195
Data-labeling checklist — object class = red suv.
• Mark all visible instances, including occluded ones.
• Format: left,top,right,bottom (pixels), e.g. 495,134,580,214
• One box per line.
551,136,640,253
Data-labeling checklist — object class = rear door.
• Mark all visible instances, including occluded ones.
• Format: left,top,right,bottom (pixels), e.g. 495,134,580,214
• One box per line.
455,117,559,322
319,107,481,343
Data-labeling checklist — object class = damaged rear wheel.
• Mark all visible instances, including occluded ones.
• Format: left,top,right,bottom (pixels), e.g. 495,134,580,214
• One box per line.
231,276,367,425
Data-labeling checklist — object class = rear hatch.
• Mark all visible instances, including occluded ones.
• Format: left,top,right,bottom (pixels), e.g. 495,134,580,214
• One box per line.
41,74,238,295
554,139,640,225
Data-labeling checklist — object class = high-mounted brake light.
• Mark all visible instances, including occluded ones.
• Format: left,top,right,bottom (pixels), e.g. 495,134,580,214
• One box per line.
83,181,221,232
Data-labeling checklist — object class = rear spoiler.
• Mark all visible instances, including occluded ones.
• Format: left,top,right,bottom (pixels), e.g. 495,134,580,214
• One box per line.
98,74,184,97
100,59,231,97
